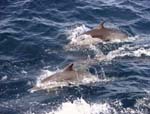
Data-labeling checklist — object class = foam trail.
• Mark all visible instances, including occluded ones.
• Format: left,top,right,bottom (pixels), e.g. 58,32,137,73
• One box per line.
75,43,150,66
106,46,150,59
94,45,150,62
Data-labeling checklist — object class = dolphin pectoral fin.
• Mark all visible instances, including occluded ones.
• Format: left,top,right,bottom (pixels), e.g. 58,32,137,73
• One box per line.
64,63,74,71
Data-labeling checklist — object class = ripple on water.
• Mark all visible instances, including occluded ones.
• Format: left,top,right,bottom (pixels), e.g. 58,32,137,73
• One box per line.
0,0,150,114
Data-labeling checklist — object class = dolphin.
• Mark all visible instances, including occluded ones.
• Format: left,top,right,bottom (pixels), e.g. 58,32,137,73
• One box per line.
83,21,128,41
30,63,92,92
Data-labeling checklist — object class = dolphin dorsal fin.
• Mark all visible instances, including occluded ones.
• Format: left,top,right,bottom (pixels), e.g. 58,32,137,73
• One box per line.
64,63,74,71
98,21,105,29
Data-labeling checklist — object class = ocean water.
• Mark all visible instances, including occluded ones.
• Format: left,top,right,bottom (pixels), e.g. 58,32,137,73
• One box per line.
0,0,150,114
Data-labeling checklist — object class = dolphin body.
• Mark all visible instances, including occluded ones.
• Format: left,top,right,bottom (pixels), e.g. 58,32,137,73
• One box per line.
30,63,90,92
83,22,128,41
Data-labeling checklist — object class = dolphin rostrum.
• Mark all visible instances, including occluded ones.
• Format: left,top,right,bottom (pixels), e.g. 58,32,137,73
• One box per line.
30,63,93,92
83,21,128,41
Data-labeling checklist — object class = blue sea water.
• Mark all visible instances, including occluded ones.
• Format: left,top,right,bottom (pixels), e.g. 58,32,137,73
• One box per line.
0,0,150,114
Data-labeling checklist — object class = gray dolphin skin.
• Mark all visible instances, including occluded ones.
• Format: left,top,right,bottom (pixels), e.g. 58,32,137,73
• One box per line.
41,63,86,84
84,22,128,41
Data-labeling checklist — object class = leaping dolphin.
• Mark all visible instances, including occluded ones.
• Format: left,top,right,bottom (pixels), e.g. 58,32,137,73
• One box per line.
83,21,128,41
30,63,93,92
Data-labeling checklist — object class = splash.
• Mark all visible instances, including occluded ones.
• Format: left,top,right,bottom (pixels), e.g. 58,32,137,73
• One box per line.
65,24,102,50
47,98,117,114
73,41,150,67
41,98,146,114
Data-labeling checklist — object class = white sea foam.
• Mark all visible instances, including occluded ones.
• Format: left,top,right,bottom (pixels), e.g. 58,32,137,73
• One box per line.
42,98,145,114
25,97,148,114
65,24,102,50
47,98,117,114
75,44,150,66
95,45,150,62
